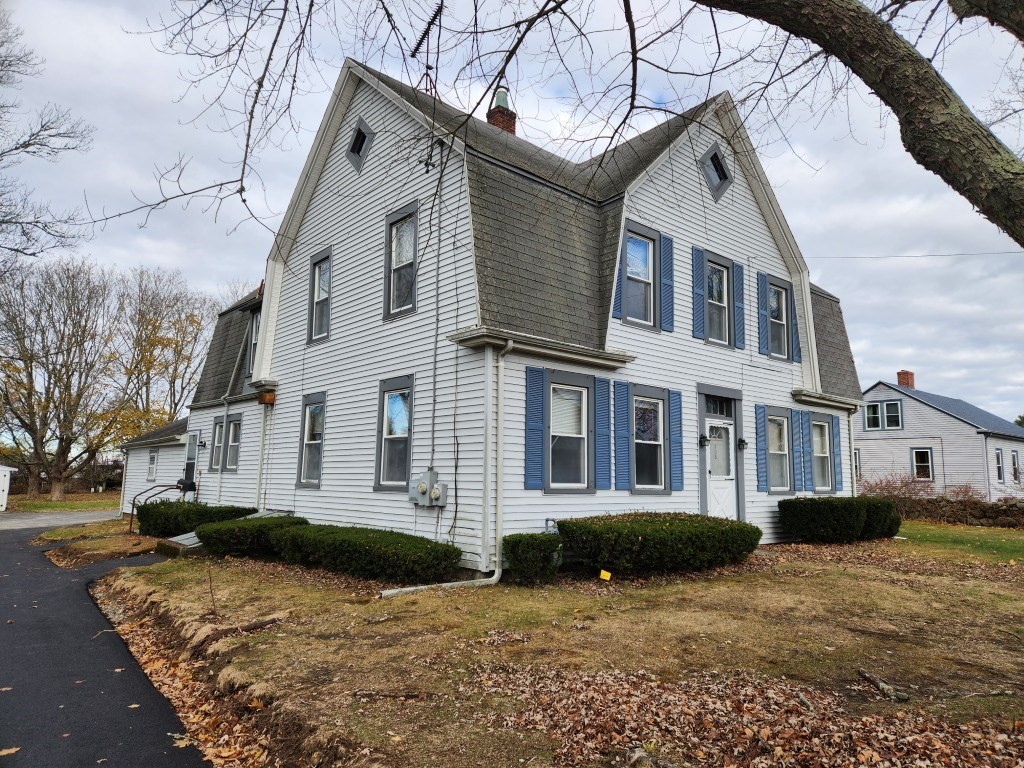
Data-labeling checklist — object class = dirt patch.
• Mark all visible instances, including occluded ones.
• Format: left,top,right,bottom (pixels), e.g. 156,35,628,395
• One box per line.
34,518,132,543
45,535,159,568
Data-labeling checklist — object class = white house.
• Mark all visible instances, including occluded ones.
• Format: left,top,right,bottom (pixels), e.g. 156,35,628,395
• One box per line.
179,59,862,570
853,370,1024,500
119,418,191,516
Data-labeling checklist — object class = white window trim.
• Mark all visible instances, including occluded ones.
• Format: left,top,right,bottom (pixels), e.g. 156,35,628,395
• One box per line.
768,284,789,359
854,448,861,480
634,396,665,490
1013,450,1021,483
549,384,589,489
864,403,882,431
147,449,158,482
767,415,790,491
380,387,412,486
911,448,933,481
706,261,730,345
995,448,1005,483
624,234,655,326
884,400,903,429
812,420,832,492
311,258,331,340
248,311,260,374
210,422,225,472
225,420,241,470
389,214,416,313
300,402,324,484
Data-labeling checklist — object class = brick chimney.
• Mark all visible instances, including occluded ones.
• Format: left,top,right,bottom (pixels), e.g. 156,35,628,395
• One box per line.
897,370,915,389
486,84,517,135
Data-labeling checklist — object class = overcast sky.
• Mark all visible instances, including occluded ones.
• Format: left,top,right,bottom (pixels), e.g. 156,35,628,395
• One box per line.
9,0,1024,422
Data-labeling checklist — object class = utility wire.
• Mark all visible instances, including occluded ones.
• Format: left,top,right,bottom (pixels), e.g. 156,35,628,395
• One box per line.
808,250,1024,260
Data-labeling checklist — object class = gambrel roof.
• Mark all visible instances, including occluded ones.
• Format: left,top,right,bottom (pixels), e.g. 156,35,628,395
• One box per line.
867,381,1024,441
809,284,861,401
121,418,188,449
191,289,262,407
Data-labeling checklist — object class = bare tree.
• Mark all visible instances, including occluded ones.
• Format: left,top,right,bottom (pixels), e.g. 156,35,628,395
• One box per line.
216,277,257,310
0,10,91,273
142,1,1024,248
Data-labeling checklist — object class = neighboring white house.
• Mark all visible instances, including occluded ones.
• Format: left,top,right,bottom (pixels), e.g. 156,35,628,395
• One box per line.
853,371,1024,501
119,418,193,516
181,59,862,570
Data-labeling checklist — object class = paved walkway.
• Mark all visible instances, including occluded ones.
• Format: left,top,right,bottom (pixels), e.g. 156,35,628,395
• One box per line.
0,526,207,767
0,509,120,531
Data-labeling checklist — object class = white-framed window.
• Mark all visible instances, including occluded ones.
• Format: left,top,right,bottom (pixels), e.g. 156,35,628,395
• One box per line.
310,255,331,341
345,117,374,172
226,420,241,470
912,448,933,481
624,234,654,325
389,214,416,313
699,142,733,200
812,420,832,491
768,284,788,358
210,421,225,471
864,403,881,430
248,310,261,374
634,396,664,489
1013,451,1021,483
884,401,902,429
550,385,588,488
767,415,790,491
706,261,729,344
147,449,158,481
299,396,326,486
380,387,412,486
854,448,861,480
864,400,901,430
184,432,199,483
996,448,1005,483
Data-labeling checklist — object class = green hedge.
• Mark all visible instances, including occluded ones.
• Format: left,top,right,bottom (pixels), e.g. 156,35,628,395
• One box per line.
557,513,762,576
136,500,256,538
503,533,562,585
777,497,892,543
195,516,309,557
268,524,462,584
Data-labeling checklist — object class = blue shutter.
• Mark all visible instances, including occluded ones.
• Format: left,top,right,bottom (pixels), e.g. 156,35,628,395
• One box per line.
732,262,745,349
757,272,769,356
668,390,684,491
790,290,802,363
802,411,814,491
614,381,631,490
659,235,674,332
525,366,547,490
790,408,803,491
612,250,624,319
595,378,611,490
755,404,768,492
831,414,843,492
691,246,706,339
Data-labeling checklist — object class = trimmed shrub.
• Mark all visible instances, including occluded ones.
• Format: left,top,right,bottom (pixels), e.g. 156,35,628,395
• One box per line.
859,497,901,540
136,500,256,538
195,516,309,557
268,524,462,584
557,512,762,576
503,533,562,585
777,497,867,543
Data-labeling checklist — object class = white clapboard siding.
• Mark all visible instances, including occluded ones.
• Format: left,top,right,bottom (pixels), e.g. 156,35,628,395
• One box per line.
260,80,486,566
189,400,264,508
120,443,186,516
986,435,1024,500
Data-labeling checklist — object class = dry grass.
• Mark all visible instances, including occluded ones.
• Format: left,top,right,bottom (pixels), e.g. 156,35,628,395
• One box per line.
100,531,1024,768
6,490,121,513
35,517,132,542
46,534,159,567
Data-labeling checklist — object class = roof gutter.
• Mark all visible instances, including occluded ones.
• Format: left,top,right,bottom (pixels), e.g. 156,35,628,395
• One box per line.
791,388,862,414
448,326,634,370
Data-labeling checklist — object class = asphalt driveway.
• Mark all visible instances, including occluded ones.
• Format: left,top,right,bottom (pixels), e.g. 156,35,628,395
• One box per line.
0,525,207,767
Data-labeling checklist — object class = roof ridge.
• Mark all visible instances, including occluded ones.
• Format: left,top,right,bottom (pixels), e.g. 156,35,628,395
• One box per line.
878,381,1024,438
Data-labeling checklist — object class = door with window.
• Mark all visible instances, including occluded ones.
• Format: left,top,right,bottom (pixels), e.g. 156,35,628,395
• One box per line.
706,418,737,518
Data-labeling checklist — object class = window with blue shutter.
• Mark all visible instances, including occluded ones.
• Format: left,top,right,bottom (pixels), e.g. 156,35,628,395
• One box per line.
790,408,804,491
616,221,672,331
732,263,745,349
801,411,814,492
755,404,768,492
614,380,631,490
692,246,706,340
595,378,611,490
524,367,547,490
757,273,769,355
668,390,683,490
831,414,843,492
790,291,802,363
660,234,674,332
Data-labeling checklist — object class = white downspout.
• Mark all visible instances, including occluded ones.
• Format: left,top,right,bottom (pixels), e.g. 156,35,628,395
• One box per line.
254,402,269,509
382,340,514,598
848,411,857,497
479,344,493,570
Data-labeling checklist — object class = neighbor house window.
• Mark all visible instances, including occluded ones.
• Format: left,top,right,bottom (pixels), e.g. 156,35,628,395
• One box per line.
706,261,729,344
248,310,261,374
768,284,788,358
864,401,902,430
884,401,902,429
384,204,417,319
699,142,733,200
1013,451,1021,483
376,376,413,489
864,403,881,430
147,449,158,481
767,415,789,491
226,420,242,470
550,385,588,488
309,251,331,341
912,448,933,481
624,234,655,325
298,394,326,487
811,420,832,492
210,421,225,471
345,117,374,171
854,448,861,480
996,448,1005,483
634,396,664,490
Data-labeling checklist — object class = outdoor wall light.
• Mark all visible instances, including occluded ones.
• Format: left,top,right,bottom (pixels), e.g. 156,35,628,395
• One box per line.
737,438,749,451
698,433,710,448
197,440,208,449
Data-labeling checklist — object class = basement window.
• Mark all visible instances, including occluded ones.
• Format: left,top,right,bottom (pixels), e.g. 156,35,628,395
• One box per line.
699,142,733,201
346,117,375,172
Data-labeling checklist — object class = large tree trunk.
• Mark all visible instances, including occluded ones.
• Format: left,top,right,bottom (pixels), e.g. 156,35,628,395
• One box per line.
25,466,40,500
49,476,65,502
697,0,1024,248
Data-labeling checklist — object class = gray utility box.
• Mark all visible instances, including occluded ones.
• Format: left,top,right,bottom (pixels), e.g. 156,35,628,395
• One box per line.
408,468,448,507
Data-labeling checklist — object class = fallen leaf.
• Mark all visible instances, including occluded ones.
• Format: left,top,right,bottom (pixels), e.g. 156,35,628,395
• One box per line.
0,687,11,692
127,704,140,709
0,747,21,756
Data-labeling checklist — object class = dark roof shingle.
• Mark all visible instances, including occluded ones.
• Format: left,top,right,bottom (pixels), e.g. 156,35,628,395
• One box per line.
809,284,861,401
191,290,262,407
122,418,188,448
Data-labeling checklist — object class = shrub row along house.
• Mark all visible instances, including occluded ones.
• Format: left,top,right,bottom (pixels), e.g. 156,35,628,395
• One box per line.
853,370,1024,500
120,59,862,570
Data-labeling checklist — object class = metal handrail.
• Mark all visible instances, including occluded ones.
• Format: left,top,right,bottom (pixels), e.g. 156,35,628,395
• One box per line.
128,484,181,534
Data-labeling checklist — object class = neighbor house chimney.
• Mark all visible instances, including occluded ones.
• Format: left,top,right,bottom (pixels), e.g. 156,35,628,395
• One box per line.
486,84,517,135
897,370,915,389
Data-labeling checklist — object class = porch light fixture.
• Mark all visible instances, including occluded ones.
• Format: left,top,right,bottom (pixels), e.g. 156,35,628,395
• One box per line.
737,438,748,451
698,433,710,448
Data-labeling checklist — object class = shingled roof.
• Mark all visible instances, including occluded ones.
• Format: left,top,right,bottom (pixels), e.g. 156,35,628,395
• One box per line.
191,290,262,407
121,418,188,449
872,382,1024,441
809,284,861,401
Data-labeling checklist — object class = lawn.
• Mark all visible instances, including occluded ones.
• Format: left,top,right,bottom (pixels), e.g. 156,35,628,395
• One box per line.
6,490,121,513
92,520,1024,768
35,517,158,567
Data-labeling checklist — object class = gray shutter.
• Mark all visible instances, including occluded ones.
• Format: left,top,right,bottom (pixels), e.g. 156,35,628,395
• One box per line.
755,404,768,492
757,272,769,356
802,411,814,491
595,378,611,490
790,408,803,491
660,234,674,332
691,246,705,339
831,414,843,491
525,367,547,490
669,390,683,490
612,249,624,319
733,262,745,349
614,380,631,490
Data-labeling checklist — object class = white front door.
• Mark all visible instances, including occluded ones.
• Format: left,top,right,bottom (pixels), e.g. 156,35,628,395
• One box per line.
706,419,737,519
